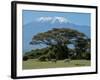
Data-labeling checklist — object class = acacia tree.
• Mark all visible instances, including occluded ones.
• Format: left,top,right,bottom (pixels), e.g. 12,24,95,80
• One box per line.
30,28,90,60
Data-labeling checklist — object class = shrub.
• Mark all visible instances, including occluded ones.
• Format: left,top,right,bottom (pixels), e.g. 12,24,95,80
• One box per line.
23,56,29,61
38,55,47,61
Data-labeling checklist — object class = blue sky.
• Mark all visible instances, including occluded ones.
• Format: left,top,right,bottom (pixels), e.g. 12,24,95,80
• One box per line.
22,10,91,52
23,10,90,26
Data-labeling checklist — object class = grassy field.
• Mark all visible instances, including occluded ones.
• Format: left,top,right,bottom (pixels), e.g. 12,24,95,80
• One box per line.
23,59,90,69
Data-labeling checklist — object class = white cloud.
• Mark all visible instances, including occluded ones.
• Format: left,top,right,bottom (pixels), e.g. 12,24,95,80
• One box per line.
36,16,69,23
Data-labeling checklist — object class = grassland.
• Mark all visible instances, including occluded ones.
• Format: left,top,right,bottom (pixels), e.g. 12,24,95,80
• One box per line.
23,59,90,69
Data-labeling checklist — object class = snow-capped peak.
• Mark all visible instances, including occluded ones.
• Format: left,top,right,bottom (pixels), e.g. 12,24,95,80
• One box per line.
37,16,69,24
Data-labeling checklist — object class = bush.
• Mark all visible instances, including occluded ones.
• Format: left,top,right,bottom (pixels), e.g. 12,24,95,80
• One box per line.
85,52,91,60
38,55,47,61
23,56,29,61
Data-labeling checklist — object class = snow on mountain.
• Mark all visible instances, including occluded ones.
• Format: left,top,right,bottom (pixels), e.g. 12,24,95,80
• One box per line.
36,16,69,24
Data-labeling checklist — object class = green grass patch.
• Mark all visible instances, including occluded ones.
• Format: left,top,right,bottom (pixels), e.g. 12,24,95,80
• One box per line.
23,59,90,69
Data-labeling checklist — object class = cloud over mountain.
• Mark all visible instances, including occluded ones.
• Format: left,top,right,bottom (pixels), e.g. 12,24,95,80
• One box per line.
36,16,69,24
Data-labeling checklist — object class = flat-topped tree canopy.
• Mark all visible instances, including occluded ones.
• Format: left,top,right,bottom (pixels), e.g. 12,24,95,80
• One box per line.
30,28,86,46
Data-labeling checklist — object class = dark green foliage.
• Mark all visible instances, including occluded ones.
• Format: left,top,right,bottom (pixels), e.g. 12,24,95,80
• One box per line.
74,37,91,59
85,52,91,60
38,55,47,61
23,56,29,61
